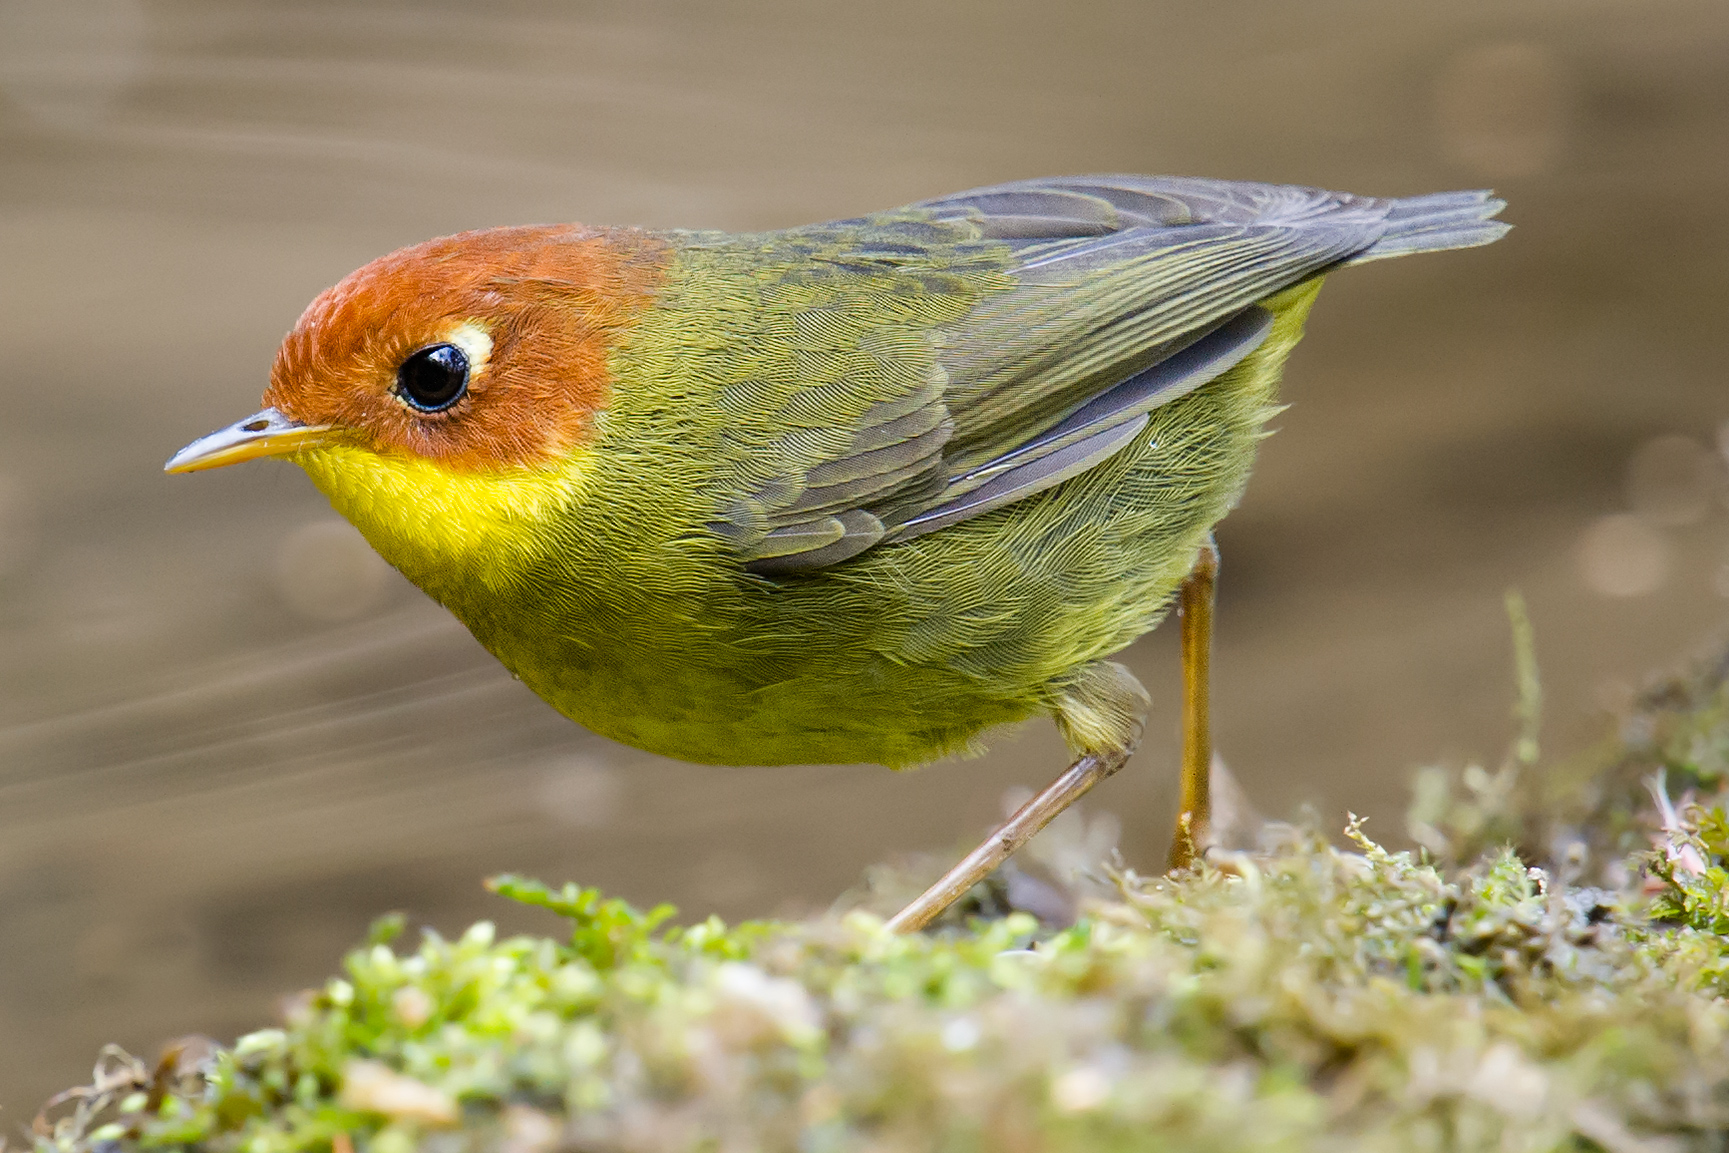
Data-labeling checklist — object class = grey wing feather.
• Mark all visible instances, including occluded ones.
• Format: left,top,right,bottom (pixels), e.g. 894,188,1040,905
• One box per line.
748,510,886,575
912,175,1507,260
891,416,1149,542
904,304,1273,516
737,175,1507,574
1342,189,1511,263
926,221,1372,477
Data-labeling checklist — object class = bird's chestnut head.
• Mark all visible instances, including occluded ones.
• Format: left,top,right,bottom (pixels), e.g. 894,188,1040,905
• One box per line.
164,224,670,591
167,223,667,476
265,224,666,471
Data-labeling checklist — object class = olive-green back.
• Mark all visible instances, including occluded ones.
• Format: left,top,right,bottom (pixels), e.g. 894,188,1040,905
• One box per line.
444,177,1507,766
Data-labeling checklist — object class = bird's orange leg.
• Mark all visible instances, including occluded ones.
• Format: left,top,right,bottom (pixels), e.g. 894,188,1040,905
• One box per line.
885,536,1220,932
887,662,1147,935
884,746,1132,934
1167,537,1218,871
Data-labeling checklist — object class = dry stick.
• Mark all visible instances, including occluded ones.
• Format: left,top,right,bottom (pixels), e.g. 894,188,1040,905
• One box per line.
885,748,1129,934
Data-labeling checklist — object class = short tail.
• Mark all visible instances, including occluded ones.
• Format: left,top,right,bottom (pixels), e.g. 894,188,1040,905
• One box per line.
1345,189,1510,264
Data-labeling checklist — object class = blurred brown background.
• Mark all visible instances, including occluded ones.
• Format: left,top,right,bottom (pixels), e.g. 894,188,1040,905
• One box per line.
3,0,1728,1120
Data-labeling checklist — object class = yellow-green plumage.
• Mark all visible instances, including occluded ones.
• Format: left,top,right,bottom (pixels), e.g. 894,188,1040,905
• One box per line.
285,177,1507,770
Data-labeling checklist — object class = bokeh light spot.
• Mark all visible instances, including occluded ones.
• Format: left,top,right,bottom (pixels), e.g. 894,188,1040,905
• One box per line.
1577,513,1670,598
1625,434,1721,527
273,519,392,622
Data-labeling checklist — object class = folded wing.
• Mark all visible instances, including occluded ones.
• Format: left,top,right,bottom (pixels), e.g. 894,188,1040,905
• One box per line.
717,176,1507,574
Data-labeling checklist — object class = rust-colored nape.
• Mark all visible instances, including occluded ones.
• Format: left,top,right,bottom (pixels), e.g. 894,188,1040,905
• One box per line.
265,224,669,472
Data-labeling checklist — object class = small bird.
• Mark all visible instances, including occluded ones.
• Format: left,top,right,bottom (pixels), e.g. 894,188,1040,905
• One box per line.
168,176,1506,930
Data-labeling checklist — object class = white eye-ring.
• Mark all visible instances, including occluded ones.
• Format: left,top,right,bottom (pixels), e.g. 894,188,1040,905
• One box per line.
443,321,494,380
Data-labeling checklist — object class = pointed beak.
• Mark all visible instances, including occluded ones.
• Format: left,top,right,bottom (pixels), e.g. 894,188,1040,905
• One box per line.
165,408,335,474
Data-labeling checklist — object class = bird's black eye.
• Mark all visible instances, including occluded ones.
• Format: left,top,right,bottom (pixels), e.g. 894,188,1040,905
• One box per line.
395,343,470,412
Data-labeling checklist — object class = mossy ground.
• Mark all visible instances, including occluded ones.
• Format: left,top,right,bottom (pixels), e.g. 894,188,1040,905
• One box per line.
26,630,1729,1153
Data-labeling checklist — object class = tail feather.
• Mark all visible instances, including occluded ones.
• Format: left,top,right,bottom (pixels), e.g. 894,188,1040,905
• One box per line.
905,175,1508,265
1345,189,1510,264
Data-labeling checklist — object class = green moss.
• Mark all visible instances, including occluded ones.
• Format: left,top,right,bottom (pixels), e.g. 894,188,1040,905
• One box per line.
30,641,1729,1153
